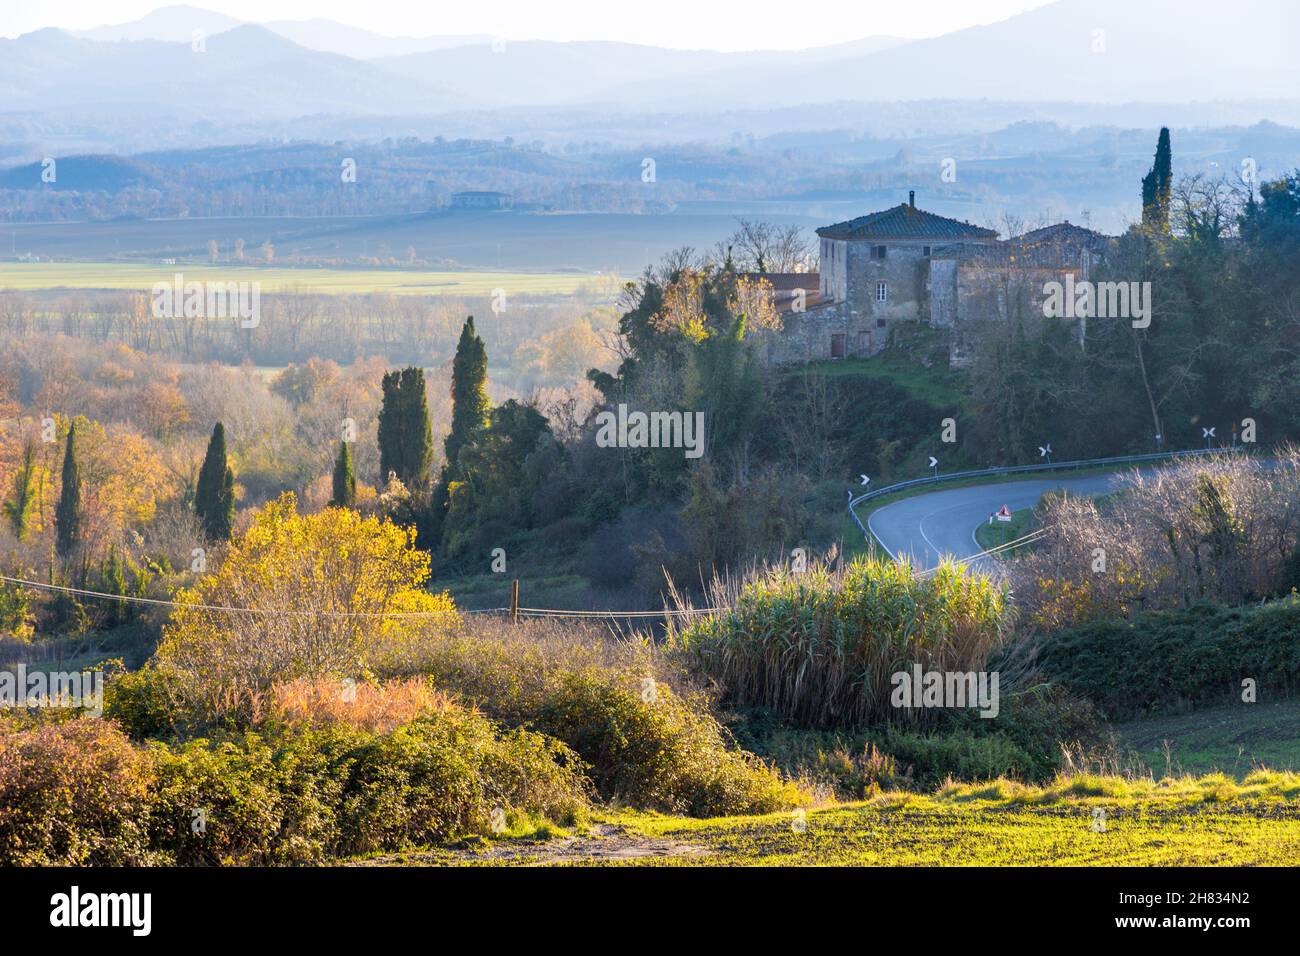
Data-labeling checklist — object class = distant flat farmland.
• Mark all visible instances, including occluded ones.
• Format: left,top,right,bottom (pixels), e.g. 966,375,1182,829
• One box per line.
0,261,602,296
0,207,822,274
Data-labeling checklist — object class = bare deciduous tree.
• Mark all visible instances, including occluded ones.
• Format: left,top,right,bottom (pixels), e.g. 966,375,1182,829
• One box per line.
1011,450,1300,630
721,220,815,273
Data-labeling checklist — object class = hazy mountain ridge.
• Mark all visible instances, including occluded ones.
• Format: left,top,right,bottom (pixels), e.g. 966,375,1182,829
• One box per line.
373,36,911,107
69,3,907,66
42,0,1299,113
70,4,491,58
1,24,457,117
0,2,1294,161
4,19,911,119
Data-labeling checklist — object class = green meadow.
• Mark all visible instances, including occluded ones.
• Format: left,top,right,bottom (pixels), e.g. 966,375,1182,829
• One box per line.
0,261,604,296
366,771,1300,866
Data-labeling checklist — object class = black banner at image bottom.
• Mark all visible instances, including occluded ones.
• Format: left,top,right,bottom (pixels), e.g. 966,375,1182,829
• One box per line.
0,866,1278,941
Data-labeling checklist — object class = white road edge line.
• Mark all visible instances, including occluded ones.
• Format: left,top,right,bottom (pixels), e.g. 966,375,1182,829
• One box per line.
864,507,897,560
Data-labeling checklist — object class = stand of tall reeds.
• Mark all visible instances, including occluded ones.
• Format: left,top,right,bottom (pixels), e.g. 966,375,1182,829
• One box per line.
669,555,1012,729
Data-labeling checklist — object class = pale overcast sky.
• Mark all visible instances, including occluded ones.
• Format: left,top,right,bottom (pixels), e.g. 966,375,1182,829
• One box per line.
0,0,1060,48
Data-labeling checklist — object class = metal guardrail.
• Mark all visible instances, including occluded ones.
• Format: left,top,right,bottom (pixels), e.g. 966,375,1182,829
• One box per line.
846,447,1228,546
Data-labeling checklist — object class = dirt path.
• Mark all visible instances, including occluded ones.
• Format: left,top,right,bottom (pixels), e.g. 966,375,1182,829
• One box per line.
351,824,710,866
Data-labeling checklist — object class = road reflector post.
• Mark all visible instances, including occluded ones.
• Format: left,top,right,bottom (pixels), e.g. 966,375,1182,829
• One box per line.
510,579,520,625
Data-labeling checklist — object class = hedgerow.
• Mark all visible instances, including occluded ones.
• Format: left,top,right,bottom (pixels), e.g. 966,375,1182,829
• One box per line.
1015,597,1300,718
0,704,589,866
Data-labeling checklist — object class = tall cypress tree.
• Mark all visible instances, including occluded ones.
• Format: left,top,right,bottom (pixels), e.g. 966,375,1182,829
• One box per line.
54,422,81,559
377,371,401,484
195,422,235,542
1141,127,1173,236
429,317,491,543
3,439,40,541
378,367,433,493
446,316,490,473
330,441,357,508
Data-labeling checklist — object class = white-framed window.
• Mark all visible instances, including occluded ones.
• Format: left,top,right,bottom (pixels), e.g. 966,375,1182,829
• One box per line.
876,281,888,303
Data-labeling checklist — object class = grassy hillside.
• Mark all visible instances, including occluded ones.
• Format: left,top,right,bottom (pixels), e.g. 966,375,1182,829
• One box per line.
1022,599,1300,719
797,354,966,408
1115,699,1300,777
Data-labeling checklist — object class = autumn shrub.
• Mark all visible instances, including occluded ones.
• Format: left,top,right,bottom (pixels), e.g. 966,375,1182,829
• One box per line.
105,663,193,739
867,728,1036,791
673,555,1011,729
0,717,154,865
151,710,589,864
535,667,802,815
335,711,589,855
807,740,901,799
378,614,636,724
267,676,455,734
0,581,35,641
1,708,588,865
853,685,1100,790
149,732,323,865
380,616,805,815
154,492,459,724
962,682,1106,774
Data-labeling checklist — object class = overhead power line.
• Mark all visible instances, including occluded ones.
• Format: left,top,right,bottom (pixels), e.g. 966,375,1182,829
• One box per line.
0,575,720,620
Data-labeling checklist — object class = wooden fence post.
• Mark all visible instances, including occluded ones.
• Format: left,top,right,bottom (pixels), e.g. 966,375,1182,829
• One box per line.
510,579,520,625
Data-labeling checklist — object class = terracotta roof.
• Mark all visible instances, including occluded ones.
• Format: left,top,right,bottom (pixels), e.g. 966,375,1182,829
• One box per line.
737,272,820,292
737,272,821,314
1016,221,1113,254
943,243,1087,269
939,222,1115,269
817,204,998,242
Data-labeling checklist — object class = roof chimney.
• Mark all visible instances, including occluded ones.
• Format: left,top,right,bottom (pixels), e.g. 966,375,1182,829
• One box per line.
909,190,916,208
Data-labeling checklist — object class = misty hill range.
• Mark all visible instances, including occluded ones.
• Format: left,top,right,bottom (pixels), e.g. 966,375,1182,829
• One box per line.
3,0,1297,119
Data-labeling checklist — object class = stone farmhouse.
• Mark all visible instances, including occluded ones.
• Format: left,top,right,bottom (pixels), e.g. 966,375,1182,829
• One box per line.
754,192,1113,365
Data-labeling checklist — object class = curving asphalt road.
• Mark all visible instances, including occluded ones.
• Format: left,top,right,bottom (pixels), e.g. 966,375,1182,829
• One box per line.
865,472,1139,571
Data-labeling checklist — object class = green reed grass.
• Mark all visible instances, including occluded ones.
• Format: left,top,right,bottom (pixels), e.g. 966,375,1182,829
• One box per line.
672,556,1011,729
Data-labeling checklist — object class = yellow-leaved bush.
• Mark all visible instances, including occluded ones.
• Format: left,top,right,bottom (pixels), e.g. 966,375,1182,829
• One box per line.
156,492,458,722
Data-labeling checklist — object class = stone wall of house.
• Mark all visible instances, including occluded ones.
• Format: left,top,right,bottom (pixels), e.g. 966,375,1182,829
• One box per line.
758,302,853,363
759,229,1096,367
954,265,1083,325
927,258,959,327
758,300,893,363
762,243,951,364
819,238,848,302
842,241,930,322
943,263,1087,366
